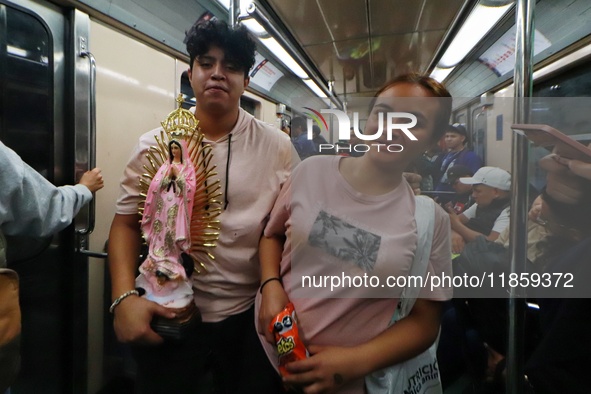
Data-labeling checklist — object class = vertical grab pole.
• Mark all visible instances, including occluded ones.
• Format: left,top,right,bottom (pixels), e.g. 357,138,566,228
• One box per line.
77,51,96,237
229,0,236,26
508,0,535,392
77,48,106,258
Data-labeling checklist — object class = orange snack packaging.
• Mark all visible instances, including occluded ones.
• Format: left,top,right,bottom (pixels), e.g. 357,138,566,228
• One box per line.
269,302,309,376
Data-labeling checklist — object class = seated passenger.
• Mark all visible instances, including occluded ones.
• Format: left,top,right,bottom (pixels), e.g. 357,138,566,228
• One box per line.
524,152,591,394
447,196,548,378
448,150,591,393
446,166,511,254
494,194,549,265
445,165,474,214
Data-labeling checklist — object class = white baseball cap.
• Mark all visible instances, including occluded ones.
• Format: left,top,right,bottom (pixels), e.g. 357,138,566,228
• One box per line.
459,166,511,191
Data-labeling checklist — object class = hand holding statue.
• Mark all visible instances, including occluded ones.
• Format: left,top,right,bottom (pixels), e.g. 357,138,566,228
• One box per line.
128,96,221,341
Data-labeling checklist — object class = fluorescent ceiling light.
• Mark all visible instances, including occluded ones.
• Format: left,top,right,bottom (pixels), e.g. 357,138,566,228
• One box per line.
303,79,327,98
495,86,509,95
7,45,27,57
438,3,512,68
241,19,266,34
260,37,309,79
430,67,455,83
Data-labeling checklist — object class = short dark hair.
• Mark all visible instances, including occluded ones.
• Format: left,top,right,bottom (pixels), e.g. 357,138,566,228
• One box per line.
370,73,452,142
312,125,321,136
184,18,256,77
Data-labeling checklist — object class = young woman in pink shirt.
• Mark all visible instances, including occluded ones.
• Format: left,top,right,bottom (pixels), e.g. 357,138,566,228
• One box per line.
257,74,454,393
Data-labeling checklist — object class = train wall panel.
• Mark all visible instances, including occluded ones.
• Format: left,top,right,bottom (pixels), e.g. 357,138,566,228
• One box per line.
486,87,514,172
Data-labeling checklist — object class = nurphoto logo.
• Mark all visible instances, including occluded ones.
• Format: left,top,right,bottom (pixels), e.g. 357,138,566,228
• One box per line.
303,107,418,154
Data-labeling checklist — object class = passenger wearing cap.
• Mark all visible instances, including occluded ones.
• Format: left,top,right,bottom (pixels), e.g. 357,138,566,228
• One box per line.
445,166,511,253
445,165,474,214
434,124,483,197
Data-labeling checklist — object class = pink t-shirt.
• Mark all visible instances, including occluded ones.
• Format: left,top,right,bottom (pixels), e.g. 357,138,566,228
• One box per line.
256,155,452,393
116,108,298,322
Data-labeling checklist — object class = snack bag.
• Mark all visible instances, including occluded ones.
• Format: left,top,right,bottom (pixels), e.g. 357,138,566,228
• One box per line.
269,302,309,376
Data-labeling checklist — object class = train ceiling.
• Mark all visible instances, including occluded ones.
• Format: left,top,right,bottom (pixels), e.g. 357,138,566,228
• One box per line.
259,0,468,98
67,0,591,106
246,0,591,104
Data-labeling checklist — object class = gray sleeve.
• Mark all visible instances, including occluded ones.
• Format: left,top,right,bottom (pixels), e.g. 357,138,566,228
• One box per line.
0,142,93,237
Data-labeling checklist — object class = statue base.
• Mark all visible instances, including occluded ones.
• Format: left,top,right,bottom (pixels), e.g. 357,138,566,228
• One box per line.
150,302,201,341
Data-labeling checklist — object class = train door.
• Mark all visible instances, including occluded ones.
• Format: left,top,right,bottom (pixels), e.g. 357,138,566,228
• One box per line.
0,0,93,392
453,101,488,164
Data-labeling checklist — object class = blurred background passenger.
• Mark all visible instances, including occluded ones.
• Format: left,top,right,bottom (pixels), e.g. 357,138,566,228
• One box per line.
524,151,591,394
291,117,317,160
0,140,103,393
435,123,483,198
446,165,474,214
418,143,443,191
311,125,334,155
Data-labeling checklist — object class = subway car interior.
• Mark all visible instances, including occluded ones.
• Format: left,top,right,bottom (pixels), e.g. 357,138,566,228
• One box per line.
1,0,591,393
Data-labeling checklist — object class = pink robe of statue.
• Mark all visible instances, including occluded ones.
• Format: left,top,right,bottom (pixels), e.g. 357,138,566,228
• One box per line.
137,140,196,308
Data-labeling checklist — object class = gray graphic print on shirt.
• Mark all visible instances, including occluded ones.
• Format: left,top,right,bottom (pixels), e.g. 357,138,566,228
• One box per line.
308,210,381,272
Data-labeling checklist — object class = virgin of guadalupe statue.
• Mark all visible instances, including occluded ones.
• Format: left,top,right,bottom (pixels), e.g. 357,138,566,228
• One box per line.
137,139,196,309
136,95,221,336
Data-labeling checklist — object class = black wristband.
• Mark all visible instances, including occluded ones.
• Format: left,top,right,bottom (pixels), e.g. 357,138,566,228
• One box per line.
259,277,282,294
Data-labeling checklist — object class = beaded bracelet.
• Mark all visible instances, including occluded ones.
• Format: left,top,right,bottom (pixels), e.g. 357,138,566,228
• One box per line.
109,289,139,313
259,277,282,294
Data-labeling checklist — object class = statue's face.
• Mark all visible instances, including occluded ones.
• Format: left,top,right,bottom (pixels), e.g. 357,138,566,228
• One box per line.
171,144,181,160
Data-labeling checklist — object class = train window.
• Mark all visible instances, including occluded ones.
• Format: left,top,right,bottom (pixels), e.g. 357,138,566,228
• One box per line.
180,70,194,109
531,62,591,139
523,62,591,192
240,95,256,116
1,6,53,177
534,61,591,98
